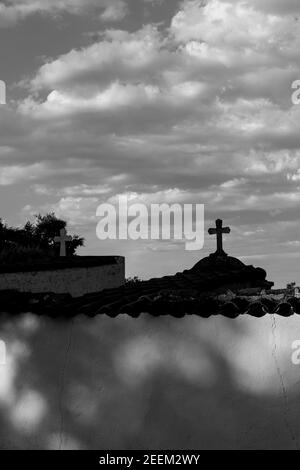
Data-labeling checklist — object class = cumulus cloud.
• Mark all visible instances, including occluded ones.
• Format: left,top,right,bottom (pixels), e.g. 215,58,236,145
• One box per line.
2,0,300,270
99,1,128,22
0,0,128,26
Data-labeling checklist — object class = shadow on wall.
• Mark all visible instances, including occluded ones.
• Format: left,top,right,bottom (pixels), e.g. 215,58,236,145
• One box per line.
0,311,300,450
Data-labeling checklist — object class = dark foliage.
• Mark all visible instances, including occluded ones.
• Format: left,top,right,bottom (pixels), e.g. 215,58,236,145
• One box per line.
0,213,84,263
125,276,142,287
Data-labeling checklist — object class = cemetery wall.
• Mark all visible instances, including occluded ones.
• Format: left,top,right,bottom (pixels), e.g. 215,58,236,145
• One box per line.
0,256,125,297
0,312,299,449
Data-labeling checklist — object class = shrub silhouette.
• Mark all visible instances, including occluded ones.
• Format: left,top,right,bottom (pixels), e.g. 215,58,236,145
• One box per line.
0,213,84,263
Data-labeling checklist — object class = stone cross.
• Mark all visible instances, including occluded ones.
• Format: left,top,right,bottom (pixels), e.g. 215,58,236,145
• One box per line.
208,219,230,255
54,228,72,257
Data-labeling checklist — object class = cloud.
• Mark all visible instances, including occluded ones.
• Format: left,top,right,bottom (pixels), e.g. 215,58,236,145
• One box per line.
99,1,128,22
1,0,300,263
0,0,128,26
30,26,173,92
250,0,300,15
0,163,48,185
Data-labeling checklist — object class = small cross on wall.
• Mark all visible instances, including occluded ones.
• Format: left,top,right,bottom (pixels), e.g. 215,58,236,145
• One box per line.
208,219,231,256
54,228,72,257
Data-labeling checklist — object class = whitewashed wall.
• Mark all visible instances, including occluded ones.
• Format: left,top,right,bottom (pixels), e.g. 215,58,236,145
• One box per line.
0,258,125,297
0,312,300,449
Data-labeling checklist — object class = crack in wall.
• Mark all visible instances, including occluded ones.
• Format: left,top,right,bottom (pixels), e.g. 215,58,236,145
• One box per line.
270,314,298,449
58,320,74,450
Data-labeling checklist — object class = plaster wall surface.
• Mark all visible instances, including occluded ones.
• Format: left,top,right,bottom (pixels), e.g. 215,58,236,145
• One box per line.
0,258,125,297
0,312,299,449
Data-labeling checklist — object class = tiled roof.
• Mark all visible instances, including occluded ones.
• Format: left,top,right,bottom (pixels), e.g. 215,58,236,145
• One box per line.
0,289,298,318
0,253,285,317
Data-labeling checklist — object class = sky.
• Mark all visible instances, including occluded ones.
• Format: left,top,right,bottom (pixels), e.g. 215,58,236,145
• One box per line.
0,0,300,286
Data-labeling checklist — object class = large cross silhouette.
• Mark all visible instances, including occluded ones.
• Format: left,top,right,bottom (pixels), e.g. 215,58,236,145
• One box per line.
208,219,230,256
54,228,72,257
